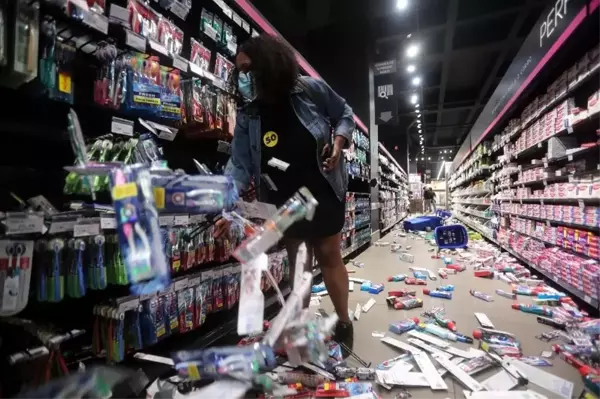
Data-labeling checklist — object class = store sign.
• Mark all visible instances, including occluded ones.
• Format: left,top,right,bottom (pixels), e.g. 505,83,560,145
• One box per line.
374,69,397,125
374,59,397,76
464,0,589,161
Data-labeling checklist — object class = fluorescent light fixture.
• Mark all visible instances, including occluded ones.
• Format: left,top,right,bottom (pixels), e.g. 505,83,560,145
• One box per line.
410,94,418,104
417,123,421,127
407,64,416,73
428,157,431,160
421,157,424,161
406,44,420,58
397,0,408,10
412,76,421,86
443,150,447,153
407,33,412,38
449,149,452,153
441,156,445,160
437,161,446,179
415,103,420,108
419,130,422,133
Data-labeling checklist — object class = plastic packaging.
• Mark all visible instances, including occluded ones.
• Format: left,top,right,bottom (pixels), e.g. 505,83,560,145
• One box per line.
393,297,423,310
470,289,493,302
512,303,552,317
233,188,317,264
388,289,416,297
405,278,426,286
423,289,452,299
433,311,456,331
437,285,454,292
472,328,520,350
389,317,420,334
387,274,407,282
418,323,473,343
172,344,277,381
495,289,517,300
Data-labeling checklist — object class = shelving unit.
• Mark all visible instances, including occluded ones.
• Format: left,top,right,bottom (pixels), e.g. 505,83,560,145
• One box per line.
377,143,408,233
449,2,599,309
0,0,375,395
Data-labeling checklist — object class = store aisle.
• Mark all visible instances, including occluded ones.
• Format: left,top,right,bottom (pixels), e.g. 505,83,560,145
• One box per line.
317,229,585,399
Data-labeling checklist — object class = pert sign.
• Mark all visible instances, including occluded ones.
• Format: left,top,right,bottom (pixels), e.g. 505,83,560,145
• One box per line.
540,0,573,47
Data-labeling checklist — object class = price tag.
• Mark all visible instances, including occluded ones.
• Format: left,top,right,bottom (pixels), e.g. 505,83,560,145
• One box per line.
546,220,551,227
118,297,140,312
240,20,250,33
543,180,548,186
173,278,189,292
109,4,129,22
584,295,592,304
172,55,189,72
5,212,45,235
74,223,100,237
159,215,174,226
564,118,574,134
189,61,203,77
173,215,189,226
203,25,219,41
189,214,206,224
140,291,157,301
213,78,226,90
100,216,117,229
111,117,134,136
169,2,189,20
567,154,573,161
84,11,109,34
148,121,178,141
148,39,168,55
222,4,233,19
49,220,77,234
126,30,147,52
578,200,585,211
544,162,548,168
226,41,237,54
188,276,201,287
231,11,241,26
537,143,542,148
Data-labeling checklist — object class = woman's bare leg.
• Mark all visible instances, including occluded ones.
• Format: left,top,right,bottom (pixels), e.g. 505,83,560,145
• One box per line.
311,233,350,322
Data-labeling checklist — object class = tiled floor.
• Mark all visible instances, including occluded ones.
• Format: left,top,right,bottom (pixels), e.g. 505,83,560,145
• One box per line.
317,229,585,399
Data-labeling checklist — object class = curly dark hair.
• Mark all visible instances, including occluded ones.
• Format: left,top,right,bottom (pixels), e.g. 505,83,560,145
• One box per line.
233,34,299,102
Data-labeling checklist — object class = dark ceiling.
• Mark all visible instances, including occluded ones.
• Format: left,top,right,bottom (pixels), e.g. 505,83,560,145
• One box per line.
250,0,547,163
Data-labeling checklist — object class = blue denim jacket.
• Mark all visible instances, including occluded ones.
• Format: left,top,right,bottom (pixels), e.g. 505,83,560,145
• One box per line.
225,76,356,202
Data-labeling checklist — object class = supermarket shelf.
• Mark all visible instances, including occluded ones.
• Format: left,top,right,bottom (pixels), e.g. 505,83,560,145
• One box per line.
456,215,599,308
341,240,370,258
453,207,492,219
509,168,600,189
454,213,498,244
507,228,598,262
381,214,406,234
498,197,600,204
502,246,599,308
501,211,600,233
453,201,491,206
452,190,492,197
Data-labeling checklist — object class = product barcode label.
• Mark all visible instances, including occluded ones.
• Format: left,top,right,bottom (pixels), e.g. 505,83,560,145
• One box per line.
100,216,117,229
84,11,109,34
169,2,189,20
74,223,100,237
159,216,174,226
49,220,77,234
111,117,134,136
172,55,189,72
148,40,168,55
5,213,45,235
173,215,189,226
126,30,147,52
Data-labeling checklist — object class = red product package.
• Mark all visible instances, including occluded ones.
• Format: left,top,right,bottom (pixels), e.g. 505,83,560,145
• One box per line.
191,38,212,72
129,0,160,41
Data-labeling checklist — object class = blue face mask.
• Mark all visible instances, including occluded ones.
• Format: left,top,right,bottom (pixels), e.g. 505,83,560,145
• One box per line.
238,71,255,102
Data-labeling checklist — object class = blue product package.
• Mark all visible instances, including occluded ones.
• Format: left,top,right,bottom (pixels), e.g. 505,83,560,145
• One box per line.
367,284,384,294
361,281,372,291
434,225,469,249
110,165,170,295
140,297,159,346
151,173,239,214
413,271,428,280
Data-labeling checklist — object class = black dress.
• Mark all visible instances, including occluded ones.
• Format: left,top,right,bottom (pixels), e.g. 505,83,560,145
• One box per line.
258,100,345,240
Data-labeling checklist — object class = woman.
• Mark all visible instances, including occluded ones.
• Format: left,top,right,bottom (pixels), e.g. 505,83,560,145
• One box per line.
216,34,355,352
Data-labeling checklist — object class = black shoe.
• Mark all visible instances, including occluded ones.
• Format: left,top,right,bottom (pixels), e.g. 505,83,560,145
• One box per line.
333,320,354,358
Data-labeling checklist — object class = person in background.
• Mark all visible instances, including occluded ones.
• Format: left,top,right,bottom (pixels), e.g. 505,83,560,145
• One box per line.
216,34,355,354
424,186,436,213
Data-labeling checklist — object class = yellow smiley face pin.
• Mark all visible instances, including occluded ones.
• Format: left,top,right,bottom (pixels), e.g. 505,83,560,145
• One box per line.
263,131,279,147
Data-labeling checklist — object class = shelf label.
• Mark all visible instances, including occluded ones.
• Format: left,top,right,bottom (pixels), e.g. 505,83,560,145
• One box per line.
189,61,203,77
189,214,206,224
159,215,174,226
173,215,189,226
172,55,189,72
567,154,573,161
74,222,100,237
5,212,45,235
118,297,140,312
537,143,542,148
584,295,592,304
111,117,134,136
578,200,585,211
173,278,189,292
84,11,109,34
148,39,168,55
49,220,77,234
169,2,189,20
125,30,147,52
203,25,219,42
100,216,117,229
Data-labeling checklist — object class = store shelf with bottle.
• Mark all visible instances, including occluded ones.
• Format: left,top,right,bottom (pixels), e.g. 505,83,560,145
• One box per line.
345,128,370,182
450,5,599,309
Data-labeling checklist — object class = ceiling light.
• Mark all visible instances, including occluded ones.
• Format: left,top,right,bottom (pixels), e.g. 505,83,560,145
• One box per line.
419,130,422,133
421,157,424,161
412,76,421,86
449,150,452,153
406,44,420,58
407,33,412,38
441,156,445,160
428,157,431,160
407,64,416,73
415,103,420,108
418,123,421,127
439,151,442,154
443,150,447,153
410,94,418,104
397,0,408,10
